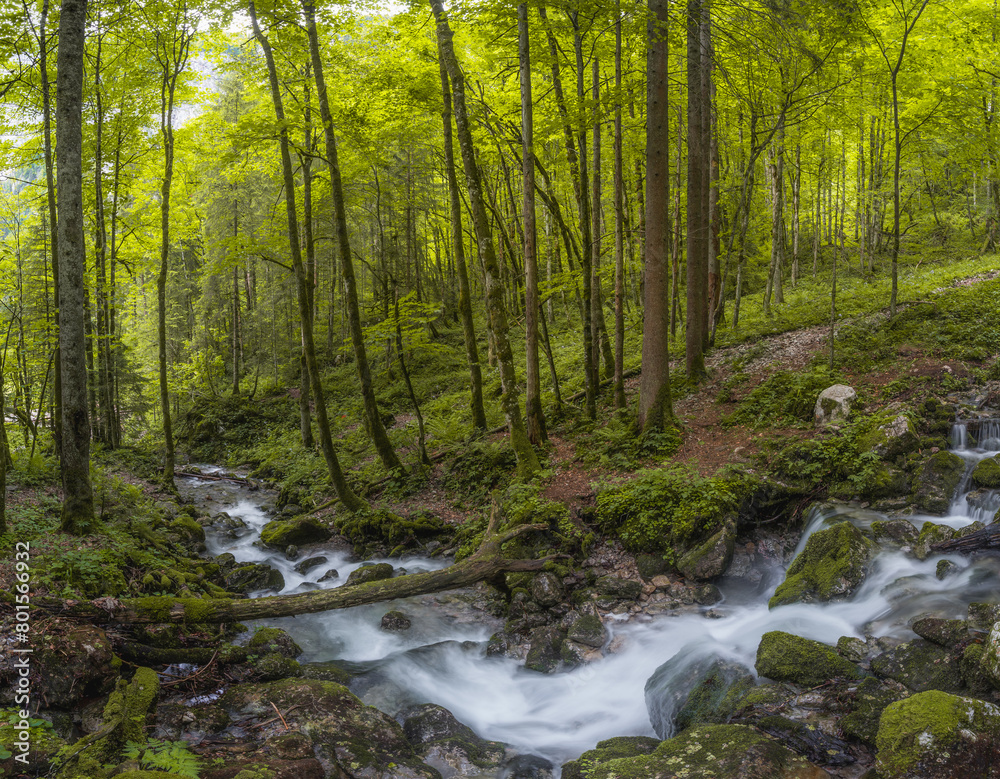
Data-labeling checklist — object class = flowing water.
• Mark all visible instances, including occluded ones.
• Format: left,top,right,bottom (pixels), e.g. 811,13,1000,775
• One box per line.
178,420,1000,771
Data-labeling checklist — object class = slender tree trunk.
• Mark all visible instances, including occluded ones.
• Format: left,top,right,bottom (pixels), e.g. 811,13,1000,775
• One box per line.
520,4,547,445
430,0,539,477
301,3,402,473
251,1,366,512
56,0,95,533
394,289,431,466
613,3,626,410
639,0,673,431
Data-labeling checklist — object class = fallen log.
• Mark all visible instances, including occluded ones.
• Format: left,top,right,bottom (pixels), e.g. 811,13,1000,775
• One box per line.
38,511,557,625
930,524,1000,554
176,470,256,488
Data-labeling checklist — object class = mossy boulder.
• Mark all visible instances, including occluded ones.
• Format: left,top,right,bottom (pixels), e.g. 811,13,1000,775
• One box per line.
913,521,958,561
260,516,332,548
876,690,1000,778
594,576,642,600
870,639,965,694
169,514,206,543
839,676,910,745
982,621,1000,688
530,572,564,607
755,631,864,687
401,703,505,777
870,518,920,547
525,626,564,673
224,563,285,594
21,625,116,709
566,615,607,649
0,708,66,776
346,563,395,587
755,715,854,768
971,456,1000,489
968,603,1000,630
334,508,449,557
814,384,857,427
769,522,875,609
911,617,970,648
561,736,661,779
586,724,830,779
636,553,671,581
676,520,736,581
645,652,755,738
912,451,966,515
247,627,302,659
220,678,437,778
861,414,920,460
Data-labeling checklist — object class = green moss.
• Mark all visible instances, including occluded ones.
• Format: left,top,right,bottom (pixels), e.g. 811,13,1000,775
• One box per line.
334,508,448,557
259,516,331,548
971,456,1000,489
169,515,205,543
876,690,1000,778
769,521,875,608
840,677,909,745
913,451,966,514
755,631,865,687
561,736,661,779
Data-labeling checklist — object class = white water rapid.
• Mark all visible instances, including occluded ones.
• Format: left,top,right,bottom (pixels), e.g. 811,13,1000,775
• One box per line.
180,421,1000,771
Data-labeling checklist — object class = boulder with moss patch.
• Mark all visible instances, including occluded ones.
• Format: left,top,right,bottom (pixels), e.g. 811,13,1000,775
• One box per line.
870,639,965,694
560,736,661,779
676,520,736,581
876,689,1000,778
224,563,285,593
971,456,1000,489
913,521,958,561
769,522,875,609
247,627,302,658
346,563,395,587
587,724,830,779
15,625,116,709
335,508,449,557
755,631,864,688
839,676,909,745
912,451,966,515
814,384,856,427
982,621,1000,688
260,516,332,548
401,703,505,778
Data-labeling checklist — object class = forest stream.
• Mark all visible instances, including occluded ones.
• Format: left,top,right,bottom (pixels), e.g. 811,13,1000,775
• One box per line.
173,418,1000,777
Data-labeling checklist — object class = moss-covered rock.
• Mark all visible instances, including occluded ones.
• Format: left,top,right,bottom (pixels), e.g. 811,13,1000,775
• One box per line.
594,576,641,600
911,617,970,648
16,625,116,710
636,554,671,581
876,689,1000,778
754,715,853,768
960,643,996,697
814,384,856,427
967,603,1000,631
169,514,206,543
566,615,607,649
913,521,958,561
0,708,66,777
676,520,736,581
401,703,505,777
982,621,1000,688
260,516,332,548
224,563,285,593
525,626,564,673
586,724,829,779
334,508,449,557
912,451,966,515
870,639,965,694
755,631,865,687
345,563,395,587
971,456,1000,489
861,414,920,460
561,736,661,779
839,676,909,745
247,627,302,658
870,518,920,547
530,572,564,607
769,522,875,609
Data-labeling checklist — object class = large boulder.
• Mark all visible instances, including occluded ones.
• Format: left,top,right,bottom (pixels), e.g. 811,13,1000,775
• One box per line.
676,520,737,581
876,690,1000,778
346,563,395,587
982,620,1000,687
585,724,830,779
870,639,965,694
525,627,564,674
645,651,755,738
561,737,661,779
838,677,910,745
862,414,920,460
401,703,506,779
814,384,856,427
971,456,1000,489
260,516,332,548
224,562,285,593
755,631,864,688
912,451,966,515
769,522,875,609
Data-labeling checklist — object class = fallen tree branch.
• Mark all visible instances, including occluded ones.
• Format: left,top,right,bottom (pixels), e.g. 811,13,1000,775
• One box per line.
930,524,1000,554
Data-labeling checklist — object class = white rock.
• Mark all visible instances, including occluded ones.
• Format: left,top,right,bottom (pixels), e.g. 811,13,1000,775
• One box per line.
814,384,857,427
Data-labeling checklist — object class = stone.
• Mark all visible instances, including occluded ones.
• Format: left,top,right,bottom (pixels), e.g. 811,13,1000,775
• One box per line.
911,617,970,648
839,677,909,745
317,568,340,583
983,621,1000,687
870,639,965,694
566,615,607,648
755,631,865,688
224,563,285,594
837,636,867,664
585,724,830,779
401,703,506,778
814,384,856,427
755,714,854,767
972,456,1000,489
294,556,328,575
524,627,564,673
912,451,965,515
501,754,554,778
769,522,875,608
870,518,920,547
636,553,671,581
876,690,1000,778
968,603,1000,631
346,562,395,586
530,572,563,607
913,521,958,560
936,559,959,580
560,737,661,779
676,520,736,581
868,414,920,459
260,516,332,548
247,627,302,659
693,584,723,605
594,576,642,600
380,610,412,631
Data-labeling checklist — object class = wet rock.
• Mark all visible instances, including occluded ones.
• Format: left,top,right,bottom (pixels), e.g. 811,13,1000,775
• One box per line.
247,627,302,658
530,572,563,607
870,639,965,694
645,653,755,738
285,544,300,561
594,576,641,600
560,639,602,667
936,559,959,579
524,627,564,673
381,610,412,631
486,631,525,661
281,503,304,517
220,678,437,778
912,451,965,515
154,700,231,741
983,621,1000,687
865,414,920,459
968,602,1000,630
266,730,315,760
566,614,607,648
911,617,970,648
561,737,660,779
769,522,875,608
298,661,353,686
755,714,854,767
755,631,865,687
317,568,340,583
676,520,736,581
169,514,206,543
836,636,867,664
960,643,995,697
586,724,830,779
225,562,285,593
693,583,723,605
636,553,670,581
871,518,920,547
346,562,395,586
499,754,554,779
254,652,302,681
913,521,958,560
260,516,332,548
839,676,910,745
294,555,329,575
972,455,1000,489
815,384,856,427
876,690,1000,778
402,703,506,778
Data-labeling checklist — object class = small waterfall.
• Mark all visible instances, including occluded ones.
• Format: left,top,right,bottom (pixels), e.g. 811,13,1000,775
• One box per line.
950,421,968,450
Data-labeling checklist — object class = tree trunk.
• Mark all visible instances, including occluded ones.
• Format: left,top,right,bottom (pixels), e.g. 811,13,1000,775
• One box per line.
431,0,539,478
612,3,626,410
56,0,95,533
638,0,673,432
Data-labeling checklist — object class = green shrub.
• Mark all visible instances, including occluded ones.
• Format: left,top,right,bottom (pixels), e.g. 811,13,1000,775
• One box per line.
722,365,839,429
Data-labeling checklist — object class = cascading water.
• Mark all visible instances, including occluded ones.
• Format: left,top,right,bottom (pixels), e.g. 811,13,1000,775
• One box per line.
179,422,1000,772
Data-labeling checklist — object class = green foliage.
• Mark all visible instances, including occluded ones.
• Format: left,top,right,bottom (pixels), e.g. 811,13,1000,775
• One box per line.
122,738,202,777
594,466,741,553
441,441,516,502
577,413,683,471
12,446,58,486
0,708,58,761
722,365,839,429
